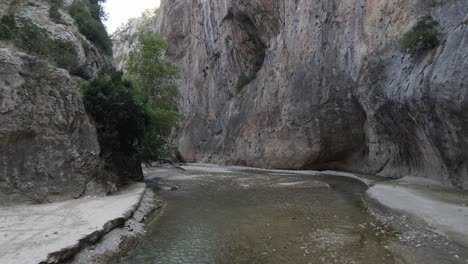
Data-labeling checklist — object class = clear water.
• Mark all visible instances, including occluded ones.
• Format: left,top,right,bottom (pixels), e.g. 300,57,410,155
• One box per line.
119,166,464,264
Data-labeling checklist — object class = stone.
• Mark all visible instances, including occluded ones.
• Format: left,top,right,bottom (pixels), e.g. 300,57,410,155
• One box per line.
0,0,139,205
116,0,468,189
0,48,107,205
366,182,468,248
0,183,146,264
0,0,111,80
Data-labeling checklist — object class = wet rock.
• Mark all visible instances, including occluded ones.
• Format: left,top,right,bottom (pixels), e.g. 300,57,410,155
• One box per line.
268,181,331,189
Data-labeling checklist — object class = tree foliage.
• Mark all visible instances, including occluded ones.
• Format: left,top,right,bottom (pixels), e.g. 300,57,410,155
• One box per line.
401,15,441,59
69,0,112,55
82,32,179,164
126,32,180,163
80,71,148,159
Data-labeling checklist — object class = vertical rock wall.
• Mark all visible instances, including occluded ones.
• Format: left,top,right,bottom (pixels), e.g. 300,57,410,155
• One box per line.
155,0,468,188
0,0,115,205
0,49,103,205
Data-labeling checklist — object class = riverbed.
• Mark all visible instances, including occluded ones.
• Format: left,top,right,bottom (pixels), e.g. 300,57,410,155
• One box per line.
119,164,465,264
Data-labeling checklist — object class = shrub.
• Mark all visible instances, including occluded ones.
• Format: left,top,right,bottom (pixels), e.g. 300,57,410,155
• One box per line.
80,71,148,159
15,18,78,70
69,0,112,55
401,15,441,59
15,18,50,55
0,24,13,39
49,0,63,23
0,13,16,40
49,39,79,70
1,12,16,29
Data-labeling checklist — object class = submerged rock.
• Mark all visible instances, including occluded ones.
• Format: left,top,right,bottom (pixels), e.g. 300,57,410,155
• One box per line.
268,181,331,189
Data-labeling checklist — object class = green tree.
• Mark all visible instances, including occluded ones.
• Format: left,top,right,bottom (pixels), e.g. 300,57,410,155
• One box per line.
80,71,148,159
126,32,180,163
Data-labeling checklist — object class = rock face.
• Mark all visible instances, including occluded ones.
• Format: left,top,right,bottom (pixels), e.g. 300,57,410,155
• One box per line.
0,0,110,79
0,49,103,205
0,0,115,205
148,0,468,188
112,10,160,70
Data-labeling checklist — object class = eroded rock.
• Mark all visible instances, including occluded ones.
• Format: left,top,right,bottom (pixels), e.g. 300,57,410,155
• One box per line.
0,48,104,204
149,0,468,188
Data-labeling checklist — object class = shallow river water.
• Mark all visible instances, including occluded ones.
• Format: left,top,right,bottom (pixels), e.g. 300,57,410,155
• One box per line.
119,165,462,264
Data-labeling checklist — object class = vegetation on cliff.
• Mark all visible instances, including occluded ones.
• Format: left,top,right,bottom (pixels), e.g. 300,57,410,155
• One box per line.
401,15,441,59
48,0,63,24
0,13,78,71
69,0,112,55
0,10,15,40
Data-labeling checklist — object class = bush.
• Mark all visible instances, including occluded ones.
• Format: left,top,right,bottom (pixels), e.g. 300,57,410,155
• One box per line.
80,71,148,158
0,13,16,40
401,15,441,59
15,18,50,55
49,0,63,23
49,39,79,70
0,24,13,39
15,18,78,70
69,0,112,55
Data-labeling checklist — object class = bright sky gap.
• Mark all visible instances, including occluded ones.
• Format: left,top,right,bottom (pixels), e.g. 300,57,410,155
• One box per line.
103,0,161,33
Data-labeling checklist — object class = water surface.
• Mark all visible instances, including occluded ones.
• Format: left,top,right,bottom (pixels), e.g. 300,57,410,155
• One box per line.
121,165,402,264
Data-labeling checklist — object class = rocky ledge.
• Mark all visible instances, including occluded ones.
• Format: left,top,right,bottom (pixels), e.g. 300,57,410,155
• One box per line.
0,183,163,264
363,177,468,263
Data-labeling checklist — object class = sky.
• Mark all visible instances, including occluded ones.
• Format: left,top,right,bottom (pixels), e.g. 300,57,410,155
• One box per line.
103,0,161,33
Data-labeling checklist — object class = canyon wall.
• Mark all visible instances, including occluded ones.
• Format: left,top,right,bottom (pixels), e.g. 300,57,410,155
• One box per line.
0,0,114,205
151,0,468,188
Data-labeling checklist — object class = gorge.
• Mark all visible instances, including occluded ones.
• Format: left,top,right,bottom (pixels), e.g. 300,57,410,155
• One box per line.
1,0,468,263
153,0,468,189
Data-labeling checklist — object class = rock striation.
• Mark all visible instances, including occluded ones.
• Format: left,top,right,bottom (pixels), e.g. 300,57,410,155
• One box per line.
127,0,468,188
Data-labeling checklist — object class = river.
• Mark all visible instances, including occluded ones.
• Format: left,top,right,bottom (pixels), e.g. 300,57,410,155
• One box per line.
119,164,462,264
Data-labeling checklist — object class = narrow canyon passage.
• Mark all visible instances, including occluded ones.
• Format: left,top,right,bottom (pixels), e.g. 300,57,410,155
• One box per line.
119,165,463,264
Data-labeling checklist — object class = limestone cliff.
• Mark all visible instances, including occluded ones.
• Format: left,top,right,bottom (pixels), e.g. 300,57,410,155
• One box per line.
112,9,160,70
145,0,468,189
0,0,114,205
